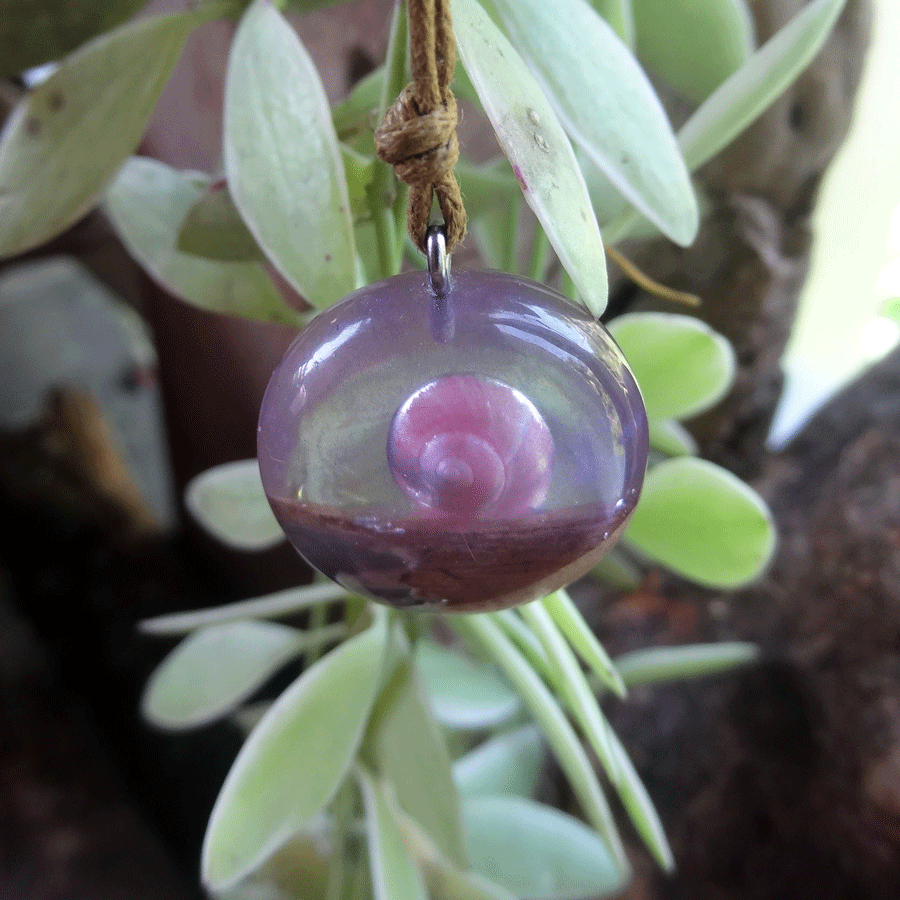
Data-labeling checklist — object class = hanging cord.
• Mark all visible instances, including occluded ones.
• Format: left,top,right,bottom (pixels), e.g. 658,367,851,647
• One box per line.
374,0,467,253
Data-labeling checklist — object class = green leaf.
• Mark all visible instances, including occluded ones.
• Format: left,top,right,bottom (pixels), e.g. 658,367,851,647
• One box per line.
452,615,627,872
332,66,384,138
648,419,699,457
216,829,333,900
0,0,146,76
202,611,387,890
452,0,608,316
456,157,520,217
462,796,627,900
138,581,349,637
615,642,759,686
470,201,516,271
453,725,544,799
177,181,264,262
632,0,755,103
542,590,626,697
415,640,521,730
678,0,848,171
184,459,285,552
519,602,620,786
105,158,303,325
357,768,429,900
625,457,776,588
142,620,334,730
0,11,205,258
609,312,736,421
341,143,377,219
224,0,356,309
492,0,698,247
589,0,636,46
380,792,517,900
606,729,674,871
364,657,468,867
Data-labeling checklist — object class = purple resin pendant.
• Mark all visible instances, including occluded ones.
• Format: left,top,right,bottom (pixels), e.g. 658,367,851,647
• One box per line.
258,263,648,612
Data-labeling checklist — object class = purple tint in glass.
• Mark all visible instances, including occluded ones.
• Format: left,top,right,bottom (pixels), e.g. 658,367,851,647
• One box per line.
257,270,649,612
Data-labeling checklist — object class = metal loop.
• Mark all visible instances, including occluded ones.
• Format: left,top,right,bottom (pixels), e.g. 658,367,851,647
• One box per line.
426,224,451,298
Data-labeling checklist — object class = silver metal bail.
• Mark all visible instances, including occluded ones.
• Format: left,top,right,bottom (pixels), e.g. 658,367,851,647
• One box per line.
426,224,451,298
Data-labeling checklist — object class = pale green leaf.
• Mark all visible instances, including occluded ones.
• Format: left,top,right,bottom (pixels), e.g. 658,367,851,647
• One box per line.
426,863,517,900
649,419,699,457
452,615,627,871
138,582,349,637
452,0,608,316
357,768,429,900
177,181,263,262
491,609,553,682
0,11,205,258
606,730,674,871
492,0,698,246
462,796,627,900
679,0,848,171
415,640,521,730
453,726,544,799
0,0,146,76
542,590,626,696
383,793,517,900
364,657,467,867
609,312,736,421
224,0,356,308
216,829,333,900
105,158,303,326
142,621,311,730
632,0,755,103
625,457,776,588
202,612,387,890
519,602,620,785
615,642,760,686
185,459,285,552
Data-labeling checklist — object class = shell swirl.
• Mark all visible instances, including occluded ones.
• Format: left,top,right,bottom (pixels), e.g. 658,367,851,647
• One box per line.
387,374,554,520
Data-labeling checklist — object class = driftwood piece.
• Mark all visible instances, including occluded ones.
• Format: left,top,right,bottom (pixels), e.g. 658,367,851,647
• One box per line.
606,347,900,900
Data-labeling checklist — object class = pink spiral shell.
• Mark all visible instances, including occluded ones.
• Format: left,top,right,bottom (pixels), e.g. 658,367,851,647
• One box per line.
387,374,554,519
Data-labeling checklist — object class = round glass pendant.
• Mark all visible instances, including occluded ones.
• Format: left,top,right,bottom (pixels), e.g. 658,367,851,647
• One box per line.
258,260,648,612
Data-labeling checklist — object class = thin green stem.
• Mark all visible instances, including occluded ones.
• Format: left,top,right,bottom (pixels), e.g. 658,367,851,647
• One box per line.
450,614,628,872
304,600,330,668
326,778,357,900
501,200,520,274
527,223,551,282
367,1,409,279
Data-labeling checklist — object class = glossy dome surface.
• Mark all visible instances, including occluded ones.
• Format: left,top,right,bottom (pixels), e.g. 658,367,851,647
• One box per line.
258,270,648,612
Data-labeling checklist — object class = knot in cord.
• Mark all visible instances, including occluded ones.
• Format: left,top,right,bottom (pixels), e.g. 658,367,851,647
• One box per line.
373,0,467,253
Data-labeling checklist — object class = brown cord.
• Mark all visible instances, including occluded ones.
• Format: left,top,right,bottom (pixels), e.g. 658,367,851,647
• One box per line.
374,0,467,253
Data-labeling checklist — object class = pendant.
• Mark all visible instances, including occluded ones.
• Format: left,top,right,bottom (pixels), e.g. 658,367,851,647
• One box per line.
258,229,648,612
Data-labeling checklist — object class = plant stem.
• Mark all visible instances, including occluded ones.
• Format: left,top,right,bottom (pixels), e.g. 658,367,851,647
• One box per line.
561,268,577,301
368,1,409,279
304,600,329,668
527,223,551,281
326,778,357,900
502,200,520,274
